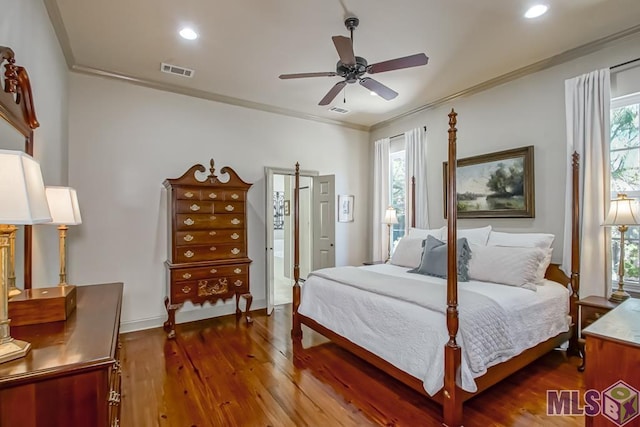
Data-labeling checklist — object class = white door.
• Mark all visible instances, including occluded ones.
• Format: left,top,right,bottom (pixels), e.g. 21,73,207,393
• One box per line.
312,175,335,270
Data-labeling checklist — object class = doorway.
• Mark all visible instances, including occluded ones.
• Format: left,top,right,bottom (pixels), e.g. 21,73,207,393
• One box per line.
265,167,335,314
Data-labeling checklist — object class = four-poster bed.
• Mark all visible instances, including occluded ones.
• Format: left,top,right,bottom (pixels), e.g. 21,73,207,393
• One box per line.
291,109,581,426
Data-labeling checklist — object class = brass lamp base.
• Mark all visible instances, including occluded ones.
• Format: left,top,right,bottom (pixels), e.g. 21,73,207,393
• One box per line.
609,288,630,303
0,337,31,364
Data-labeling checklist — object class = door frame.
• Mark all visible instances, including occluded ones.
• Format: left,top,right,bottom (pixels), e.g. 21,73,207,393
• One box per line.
265,166,318,315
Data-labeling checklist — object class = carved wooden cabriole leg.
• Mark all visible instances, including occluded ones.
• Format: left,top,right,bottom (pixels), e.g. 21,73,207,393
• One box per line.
242,293,253,324
163,297,181,340
235,292,253,324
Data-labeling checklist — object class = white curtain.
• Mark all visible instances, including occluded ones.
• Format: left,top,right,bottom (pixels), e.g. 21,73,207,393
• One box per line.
405,127,429,231
373,137,390,261
562,69,611,298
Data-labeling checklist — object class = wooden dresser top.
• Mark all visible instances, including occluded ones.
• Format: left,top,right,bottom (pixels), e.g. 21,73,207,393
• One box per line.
583,297,640,347
0,283,123,388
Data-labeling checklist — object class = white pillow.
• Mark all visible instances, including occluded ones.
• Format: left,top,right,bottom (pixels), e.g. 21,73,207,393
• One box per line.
468,244,546,291
407,227,444,240
442,225,492,246
536,248,553,283
390,237,425,268
487,231,555,250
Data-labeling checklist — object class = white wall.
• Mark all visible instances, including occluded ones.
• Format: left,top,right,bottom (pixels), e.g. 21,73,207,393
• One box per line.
68,73,370,332
371,32,640,298
0,0,69,287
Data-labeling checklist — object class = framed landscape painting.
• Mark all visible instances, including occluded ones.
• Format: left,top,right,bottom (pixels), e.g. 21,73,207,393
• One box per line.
443,146,535,218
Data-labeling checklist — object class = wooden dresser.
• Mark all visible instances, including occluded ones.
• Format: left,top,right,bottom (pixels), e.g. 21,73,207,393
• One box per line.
163,159,253,338
583,298,640,427
0,283,123,427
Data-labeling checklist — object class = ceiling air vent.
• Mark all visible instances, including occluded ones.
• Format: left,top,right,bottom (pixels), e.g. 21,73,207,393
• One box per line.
160,62,194,78
328,106,349,114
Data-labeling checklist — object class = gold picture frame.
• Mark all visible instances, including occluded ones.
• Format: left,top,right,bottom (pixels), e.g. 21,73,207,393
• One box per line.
443,146,534,218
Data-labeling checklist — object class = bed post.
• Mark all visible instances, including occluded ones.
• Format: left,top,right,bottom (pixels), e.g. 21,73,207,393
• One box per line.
411,176,416,228
443,109,462,427
569,152,581,353
291,162,302,341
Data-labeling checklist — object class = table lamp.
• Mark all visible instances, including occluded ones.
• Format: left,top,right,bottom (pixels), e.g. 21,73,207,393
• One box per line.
45,187,82,286
603,193,640,302
383,206,399,262
0,150,52,363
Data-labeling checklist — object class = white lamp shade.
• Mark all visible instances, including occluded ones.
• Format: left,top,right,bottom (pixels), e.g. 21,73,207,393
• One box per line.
45,186,82,225
0,150,52,224
603,194,640,226
383,206,399,224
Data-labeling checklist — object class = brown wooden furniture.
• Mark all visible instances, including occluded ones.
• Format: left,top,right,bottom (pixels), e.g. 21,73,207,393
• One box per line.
164,159,253,338
576,295,620,372
583,298,640,427
291,110,581,426
0,47,40,289
362,260,385,265
8,285,76,326
0,283,123,427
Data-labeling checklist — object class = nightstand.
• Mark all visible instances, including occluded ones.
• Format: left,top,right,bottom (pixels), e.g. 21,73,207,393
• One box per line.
576,296,621,372
362,260,385,265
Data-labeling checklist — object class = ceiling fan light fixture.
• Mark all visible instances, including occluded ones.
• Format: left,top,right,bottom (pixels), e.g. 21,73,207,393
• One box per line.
370,91,378,96
179,27,198,40
524,4,548,19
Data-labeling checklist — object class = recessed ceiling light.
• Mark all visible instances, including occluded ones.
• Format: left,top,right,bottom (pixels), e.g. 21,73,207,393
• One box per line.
179,27,198,40
524,4,548,19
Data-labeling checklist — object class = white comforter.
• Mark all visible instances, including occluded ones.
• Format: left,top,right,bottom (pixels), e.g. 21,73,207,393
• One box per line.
297,264,570,395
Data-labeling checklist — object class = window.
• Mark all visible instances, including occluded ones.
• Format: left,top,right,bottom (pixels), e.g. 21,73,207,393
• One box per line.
389,137,406,251
609,93,640,292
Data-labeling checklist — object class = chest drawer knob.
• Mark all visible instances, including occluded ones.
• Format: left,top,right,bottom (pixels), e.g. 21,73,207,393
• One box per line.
209,231,217,236
184,250,194,258
184,191,194,198
210,215,217,220
182,285,191,293
210,268,217,274
231,218,240,225
210,246,217,251
183,234,194,242
231,193,239,199
234,268,242,274
231,248,240,255
231,233,239,240
208,192,217,199
225,204,234,211
182,273,192,279
234,279,243,287
190,204,201,211
183,218,195,226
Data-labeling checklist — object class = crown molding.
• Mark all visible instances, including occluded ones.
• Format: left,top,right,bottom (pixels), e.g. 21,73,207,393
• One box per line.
70,64,369,131
43,0,75,67
370,23,640,132
43,0,640,135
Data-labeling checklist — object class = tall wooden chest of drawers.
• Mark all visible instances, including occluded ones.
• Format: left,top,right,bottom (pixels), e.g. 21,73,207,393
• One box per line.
163,159,253,338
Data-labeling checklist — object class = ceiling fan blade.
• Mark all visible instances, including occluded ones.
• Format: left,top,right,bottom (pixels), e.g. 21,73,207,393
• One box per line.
279,72,337,79
319,81,347,106
359,77,398,101
332,36,356,66
368,53,429,74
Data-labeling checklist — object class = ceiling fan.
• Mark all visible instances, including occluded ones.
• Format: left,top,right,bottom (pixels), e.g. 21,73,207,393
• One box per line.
279,16,429,106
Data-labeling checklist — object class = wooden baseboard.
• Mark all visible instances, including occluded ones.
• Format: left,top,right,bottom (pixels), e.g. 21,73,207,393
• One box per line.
8,285,77,326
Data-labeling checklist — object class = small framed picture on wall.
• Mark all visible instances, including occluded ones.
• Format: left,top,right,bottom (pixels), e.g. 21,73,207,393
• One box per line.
338,195,354,222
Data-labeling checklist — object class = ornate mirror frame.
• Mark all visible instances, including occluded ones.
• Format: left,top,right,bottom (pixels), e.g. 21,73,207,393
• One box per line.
0,46,40,289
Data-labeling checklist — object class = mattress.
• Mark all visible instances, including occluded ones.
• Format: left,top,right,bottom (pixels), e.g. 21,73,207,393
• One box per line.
297,263,570,395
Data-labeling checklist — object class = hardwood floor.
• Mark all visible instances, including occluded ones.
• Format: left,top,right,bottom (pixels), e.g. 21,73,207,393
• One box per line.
120,305,585,426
